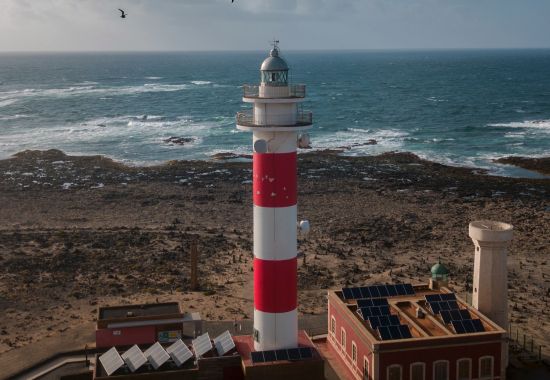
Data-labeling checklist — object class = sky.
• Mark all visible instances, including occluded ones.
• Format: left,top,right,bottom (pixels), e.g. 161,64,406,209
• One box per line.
0,0,549,52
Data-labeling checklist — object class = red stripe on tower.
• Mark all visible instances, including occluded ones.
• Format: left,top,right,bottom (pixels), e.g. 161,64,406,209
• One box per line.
253,257,298,313
253,152,297,208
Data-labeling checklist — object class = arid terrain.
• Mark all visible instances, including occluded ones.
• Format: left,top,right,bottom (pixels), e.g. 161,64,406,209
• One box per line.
0,149,549,368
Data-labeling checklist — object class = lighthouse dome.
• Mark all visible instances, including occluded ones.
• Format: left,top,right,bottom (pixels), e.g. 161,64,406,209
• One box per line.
260,47,289,72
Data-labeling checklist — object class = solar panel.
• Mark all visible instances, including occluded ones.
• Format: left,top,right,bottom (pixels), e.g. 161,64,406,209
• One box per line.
342,288,353,299
387,285,398,296
404,284,415,295
460,309,472,319
251,351,264,363
388,325,401,339
360,287,371,298
192,332,213,358
121,345,147,373
263,350,276,362
448,300,459,310
399,325,413,339
452,320,466,334
213,330,235,356
275,349,289,361
440,310,452,324
369,286,381,298
351,287,362,299
99,347,124,376
357,298,389,308
288,348,300,360
377,285,389,297
426,294,441,302
378,326,392,340
395,284,407,295
144,342,170,370
471,319,485,332
166,339,194,367
440,293,456,301
299,347,313,359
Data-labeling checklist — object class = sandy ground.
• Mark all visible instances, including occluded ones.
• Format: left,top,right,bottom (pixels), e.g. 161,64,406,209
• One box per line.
0,149,548,367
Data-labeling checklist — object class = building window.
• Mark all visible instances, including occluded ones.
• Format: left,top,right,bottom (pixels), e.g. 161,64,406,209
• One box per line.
433,360,449,380
331,316,336,336
457,358,471,380
340,328,346,349
479,356,493,379
388,365,402,380
352,342,357,364
363,356,369,379
410,362,425,380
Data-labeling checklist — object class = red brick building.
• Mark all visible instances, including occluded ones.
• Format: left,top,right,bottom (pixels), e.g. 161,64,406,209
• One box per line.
327,284,506,380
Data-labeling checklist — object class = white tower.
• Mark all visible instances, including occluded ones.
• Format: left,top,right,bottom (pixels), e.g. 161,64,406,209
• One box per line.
236,42,312,351
469,220,513,331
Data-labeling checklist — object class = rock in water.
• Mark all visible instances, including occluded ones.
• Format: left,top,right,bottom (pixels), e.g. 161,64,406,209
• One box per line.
163,137,195,146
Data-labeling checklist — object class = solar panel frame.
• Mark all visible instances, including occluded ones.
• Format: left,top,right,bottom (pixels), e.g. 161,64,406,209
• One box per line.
192,332,213,358
144,342,170,370
121,345,148,373
99,347,125,376
213,330,235,356
166,339,194,367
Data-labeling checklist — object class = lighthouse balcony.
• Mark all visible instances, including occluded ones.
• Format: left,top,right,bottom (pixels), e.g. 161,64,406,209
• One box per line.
236,110,312,129
243,84,306,99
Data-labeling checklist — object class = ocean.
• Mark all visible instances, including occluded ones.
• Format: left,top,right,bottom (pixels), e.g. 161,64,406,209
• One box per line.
0,49,549,177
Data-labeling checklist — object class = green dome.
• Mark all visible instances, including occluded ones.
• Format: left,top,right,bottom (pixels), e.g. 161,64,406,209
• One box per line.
431,262,449,276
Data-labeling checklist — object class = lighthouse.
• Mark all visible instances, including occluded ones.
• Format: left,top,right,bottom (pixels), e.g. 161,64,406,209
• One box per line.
236,42,312,351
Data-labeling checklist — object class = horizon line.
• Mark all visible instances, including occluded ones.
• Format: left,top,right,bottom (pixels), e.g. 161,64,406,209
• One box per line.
1,47,550,54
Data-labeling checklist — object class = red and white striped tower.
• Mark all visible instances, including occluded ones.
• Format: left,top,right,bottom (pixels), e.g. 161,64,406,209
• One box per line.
236,42,312,351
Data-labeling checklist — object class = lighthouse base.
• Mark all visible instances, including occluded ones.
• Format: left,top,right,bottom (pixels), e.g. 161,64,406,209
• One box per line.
235,330,325,380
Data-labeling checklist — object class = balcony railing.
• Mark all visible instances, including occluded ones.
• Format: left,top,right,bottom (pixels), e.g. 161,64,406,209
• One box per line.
236,110,312,128
242,84,306,99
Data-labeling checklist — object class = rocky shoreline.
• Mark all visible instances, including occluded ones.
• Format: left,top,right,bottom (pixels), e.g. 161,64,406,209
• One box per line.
0,149,549,362
494,156,550,176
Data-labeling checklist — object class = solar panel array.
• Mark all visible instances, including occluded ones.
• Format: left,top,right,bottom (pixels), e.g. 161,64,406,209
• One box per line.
192,332,213,358
342,283,415,300
356,302,412,341
251,347,314,364
425,293,485,334
213,330,236,356
166,339,194,367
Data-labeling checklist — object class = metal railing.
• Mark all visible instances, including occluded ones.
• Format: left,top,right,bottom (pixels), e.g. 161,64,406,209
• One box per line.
242,84,306,98
236,110,312,128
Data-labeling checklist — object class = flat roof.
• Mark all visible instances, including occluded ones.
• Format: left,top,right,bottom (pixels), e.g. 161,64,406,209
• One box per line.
99,302,181,321
331,284,505,345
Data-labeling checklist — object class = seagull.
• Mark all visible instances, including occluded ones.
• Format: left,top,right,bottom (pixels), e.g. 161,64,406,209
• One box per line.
118,9,127,18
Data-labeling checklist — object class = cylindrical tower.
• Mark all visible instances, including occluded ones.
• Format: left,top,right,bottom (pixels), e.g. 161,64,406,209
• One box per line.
236,42,312,351
469,220,513,330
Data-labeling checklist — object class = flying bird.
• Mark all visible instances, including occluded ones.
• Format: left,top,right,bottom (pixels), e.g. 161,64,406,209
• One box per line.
118,9,127,18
